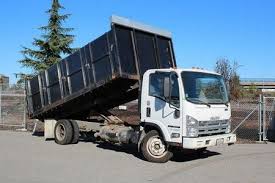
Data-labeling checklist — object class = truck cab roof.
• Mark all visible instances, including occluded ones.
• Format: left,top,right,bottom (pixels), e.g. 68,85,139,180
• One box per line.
145,68,222,76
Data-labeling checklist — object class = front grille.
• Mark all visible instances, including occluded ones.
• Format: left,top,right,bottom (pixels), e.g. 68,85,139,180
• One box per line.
198,120,229,136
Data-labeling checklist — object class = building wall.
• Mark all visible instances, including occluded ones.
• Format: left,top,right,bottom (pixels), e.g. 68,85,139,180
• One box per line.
0,74,9,90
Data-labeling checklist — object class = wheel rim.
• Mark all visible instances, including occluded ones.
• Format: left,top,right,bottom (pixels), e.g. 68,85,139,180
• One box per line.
56,124,66,141
146,135,167,158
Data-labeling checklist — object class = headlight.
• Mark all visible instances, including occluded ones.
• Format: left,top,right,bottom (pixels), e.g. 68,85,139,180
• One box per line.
186,115,199,137
186,115,198,127
187,127,198,137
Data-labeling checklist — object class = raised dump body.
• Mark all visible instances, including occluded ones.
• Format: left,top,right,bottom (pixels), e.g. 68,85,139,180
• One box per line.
26,16,177,120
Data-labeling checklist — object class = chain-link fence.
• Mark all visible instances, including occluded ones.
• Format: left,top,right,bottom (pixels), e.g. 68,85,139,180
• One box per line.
0,85,27,130
231,99,260,143
263,97,275,141
231,95,275,143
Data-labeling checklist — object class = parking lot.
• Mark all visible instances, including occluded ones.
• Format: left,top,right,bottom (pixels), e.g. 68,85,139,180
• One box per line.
0,131,275,183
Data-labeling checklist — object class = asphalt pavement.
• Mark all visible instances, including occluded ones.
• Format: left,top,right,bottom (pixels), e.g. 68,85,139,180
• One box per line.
0,131,274,183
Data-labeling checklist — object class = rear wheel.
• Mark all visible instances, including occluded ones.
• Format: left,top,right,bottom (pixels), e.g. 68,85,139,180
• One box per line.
54,120,73,145
70,120,79,144
141,130,173,163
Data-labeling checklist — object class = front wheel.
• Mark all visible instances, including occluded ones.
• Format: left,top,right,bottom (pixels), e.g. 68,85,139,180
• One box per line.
140,130,173,163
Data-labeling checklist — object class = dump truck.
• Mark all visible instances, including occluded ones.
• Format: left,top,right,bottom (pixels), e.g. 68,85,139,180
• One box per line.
26,15,236,163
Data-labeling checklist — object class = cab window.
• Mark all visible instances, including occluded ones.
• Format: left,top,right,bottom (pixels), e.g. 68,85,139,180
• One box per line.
149,72,180,108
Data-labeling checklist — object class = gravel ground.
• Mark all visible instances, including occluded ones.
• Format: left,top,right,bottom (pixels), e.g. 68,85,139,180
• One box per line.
0,131,275,183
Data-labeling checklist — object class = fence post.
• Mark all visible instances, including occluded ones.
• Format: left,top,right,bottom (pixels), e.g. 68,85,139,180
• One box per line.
258,94,262,142
263,96,267,141
22,87,27,131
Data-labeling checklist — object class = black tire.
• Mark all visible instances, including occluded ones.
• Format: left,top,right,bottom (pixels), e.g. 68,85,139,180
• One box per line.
54,119,73,145
140,130,173,163
70,120,79,144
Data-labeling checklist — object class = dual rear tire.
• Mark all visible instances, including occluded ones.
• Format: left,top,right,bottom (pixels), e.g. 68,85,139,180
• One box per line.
54,119,79,145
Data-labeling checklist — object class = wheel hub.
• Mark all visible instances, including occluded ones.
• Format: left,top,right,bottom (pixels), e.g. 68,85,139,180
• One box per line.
147,136,166,157
56,124,66,141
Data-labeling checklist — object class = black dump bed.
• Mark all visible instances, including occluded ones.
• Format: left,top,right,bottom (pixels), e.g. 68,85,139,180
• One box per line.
26,16,177,120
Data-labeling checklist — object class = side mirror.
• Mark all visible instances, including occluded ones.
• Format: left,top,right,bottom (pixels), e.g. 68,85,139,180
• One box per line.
163,77,170,99
174,109,180,118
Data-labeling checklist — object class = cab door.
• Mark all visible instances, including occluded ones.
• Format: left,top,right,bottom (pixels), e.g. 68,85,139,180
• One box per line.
145,71,182,143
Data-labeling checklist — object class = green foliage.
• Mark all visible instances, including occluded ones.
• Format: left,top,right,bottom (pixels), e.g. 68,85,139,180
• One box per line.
18,0,76,80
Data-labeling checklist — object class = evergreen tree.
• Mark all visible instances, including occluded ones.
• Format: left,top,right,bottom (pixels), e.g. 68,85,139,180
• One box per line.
18,0,76,79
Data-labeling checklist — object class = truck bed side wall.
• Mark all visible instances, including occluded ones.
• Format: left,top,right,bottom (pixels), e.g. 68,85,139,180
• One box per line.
26,25,176,120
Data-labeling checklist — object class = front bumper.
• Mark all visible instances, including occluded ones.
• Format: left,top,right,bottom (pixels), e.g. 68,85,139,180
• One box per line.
182,133,236,149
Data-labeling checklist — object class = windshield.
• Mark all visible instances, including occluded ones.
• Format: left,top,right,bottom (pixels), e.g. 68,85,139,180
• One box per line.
181,71,229,104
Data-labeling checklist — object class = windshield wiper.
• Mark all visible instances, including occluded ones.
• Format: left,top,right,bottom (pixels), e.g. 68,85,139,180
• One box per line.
189,98,211,108
152,95,166,102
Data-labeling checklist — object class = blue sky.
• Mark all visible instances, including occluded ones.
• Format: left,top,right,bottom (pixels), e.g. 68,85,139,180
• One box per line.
0,0,274,84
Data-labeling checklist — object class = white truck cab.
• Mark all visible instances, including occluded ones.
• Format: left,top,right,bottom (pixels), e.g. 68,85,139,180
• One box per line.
139,68,236,162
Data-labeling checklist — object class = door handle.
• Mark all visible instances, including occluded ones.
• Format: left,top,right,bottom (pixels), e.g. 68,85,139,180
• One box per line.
146,107,151,117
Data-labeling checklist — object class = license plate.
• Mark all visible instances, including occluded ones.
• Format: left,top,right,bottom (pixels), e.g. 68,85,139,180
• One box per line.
216,138,224,146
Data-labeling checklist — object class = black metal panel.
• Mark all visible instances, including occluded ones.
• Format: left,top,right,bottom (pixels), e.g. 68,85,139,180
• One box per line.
67,51,82,75
49,82,61,103
157,36,173,68
70,71,85,93
135,30,158,75
115,26,137,75
91,34,109,61
29,76,42,112
60,59,70,97
47,65,59,86
66,51,85,94
30,75,40,95
93,56,112,83
26,81,33,114
81,43,94,86
40,71,48,106
91,33,112,83
47,65,61,103
32,93,42,112
108,30,119,74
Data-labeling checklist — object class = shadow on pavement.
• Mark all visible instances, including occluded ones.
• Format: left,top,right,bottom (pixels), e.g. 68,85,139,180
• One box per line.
171,149,221,162
79,133,141,159
80,133,221,162
32,131,44,137
33,131,221,162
